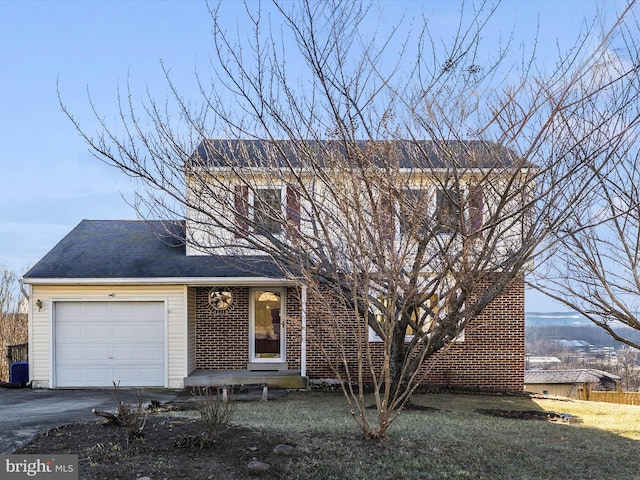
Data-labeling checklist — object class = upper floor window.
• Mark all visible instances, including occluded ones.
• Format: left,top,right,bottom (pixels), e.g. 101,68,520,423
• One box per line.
255,188,283,236
435,188,460,233
234,185,300,239
399,188,429,235
434,185,483,236
399,185,483,237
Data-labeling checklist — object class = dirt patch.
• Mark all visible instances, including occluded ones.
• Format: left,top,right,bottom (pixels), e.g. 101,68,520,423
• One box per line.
476,408,582,423
366,401,443,412
403,402,445,413
15,415,298,479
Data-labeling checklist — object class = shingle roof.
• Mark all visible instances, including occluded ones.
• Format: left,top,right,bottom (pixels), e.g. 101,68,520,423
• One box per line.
189,139,522,170
22,220,285,280
524,369,620,385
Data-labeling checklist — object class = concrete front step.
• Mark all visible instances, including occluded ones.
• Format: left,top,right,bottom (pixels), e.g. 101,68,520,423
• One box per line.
184,369,307,389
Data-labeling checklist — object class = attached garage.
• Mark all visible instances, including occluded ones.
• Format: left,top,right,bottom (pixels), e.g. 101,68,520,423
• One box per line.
22,220,288,389
54,301,166,387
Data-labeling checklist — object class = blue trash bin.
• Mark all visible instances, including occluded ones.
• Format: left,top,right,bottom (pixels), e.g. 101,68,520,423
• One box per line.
10,361,29,386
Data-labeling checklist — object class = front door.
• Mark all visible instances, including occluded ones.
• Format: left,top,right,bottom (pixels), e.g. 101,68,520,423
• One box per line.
250,288,284,362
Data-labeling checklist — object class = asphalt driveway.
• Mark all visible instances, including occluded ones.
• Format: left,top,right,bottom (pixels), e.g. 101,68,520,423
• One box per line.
0,387,181,453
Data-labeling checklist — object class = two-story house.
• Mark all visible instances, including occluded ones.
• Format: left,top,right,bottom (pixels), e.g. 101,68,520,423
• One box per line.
21,139,525,390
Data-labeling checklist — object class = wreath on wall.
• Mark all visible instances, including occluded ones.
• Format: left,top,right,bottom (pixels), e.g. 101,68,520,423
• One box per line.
208,288,233,310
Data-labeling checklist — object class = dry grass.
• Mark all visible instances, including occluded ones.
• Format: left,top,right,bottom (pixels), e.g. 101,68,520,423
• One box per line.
223,391,640,480
534,395,640,440
17,390,640,479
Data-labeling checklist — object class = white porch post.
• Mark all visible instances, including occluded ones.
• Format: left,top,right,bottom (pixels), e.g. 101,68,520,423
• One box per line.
301,285,307,377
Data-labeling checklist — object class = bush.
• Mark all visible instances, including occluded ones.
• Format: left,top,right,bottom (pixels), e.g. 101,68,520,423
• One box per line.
191,386,236,447
93,383,148,445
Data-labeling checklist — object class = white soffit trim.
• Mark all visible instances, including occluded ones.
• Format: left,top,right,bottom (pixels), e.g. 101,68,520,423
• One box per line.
21,277,298,286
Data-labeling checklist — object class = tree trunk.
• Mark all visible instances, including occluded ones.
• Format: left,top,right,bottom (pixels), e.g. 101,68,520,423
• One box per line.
388,326,408,398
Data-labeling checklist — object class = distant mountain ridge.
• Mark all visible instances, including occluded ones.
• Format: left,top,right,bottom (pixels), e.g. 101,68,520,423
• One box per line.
526,312,589,327
526,312,640,349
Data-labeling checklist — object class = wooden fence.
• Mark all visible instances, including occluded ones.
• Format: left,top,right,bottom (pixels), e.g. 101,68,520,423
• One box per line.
579,386,640,406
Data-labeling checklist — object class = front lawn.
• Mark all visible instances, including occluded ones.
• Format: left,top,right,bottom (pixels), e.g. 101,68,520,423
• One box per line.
231,391,640,479
16,390,640,479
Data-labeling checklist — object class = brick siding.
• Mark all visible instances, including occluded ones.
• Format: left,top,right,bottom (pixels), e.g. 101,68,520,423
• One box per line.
192,277,524,391
195,286,250,370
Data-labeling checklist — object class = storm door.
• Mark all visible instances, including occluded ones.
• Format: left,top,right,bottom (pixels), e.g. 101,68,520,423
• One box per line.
250,289,285,362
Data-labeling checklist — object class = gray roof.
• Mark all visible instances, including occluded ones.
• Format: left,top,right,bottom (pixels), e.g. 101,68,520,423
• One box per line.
23,220,285,280
524,369,620,385
190,139,522,170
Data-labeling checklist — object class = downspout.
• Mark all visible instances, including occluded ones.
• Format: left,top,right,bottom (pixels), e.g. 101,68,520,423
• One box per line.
301,285,307,378
18,277,33,388
19,277,30,301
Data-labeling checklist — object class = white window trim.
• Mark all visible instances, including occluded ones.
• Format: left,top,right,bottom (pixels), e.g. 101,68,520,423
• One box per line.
368,324,465,343
368,293,465,343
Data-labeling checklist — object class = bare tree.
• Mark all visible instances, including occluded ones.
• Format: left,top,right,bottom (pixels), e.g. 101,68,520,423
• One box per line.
532,135,640,348
0,266,28,382
531,7,640,350
615,349,640,391
61,0,639,438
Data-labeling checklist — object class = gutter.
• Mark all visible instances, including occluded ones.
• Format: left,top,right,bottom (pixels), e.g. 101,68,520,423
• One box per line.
18,277,30,301
20,276,298,287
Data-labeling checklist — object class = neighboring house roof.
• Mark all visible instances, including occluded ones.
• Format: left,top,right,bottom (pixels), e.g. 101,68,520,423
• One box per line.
555,339,593,349
190,139,523,170
524,369,620,385
22,220,286,282
526,356,562,365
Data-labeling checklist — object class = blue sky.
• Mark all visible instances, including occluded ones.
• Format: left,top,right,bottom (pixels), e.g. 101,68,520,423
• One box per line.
0,0,629,312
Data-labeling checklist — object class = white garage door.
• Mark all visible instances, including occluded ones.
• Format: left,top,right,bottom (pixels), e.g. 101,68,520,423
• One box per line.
54,301,165,387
